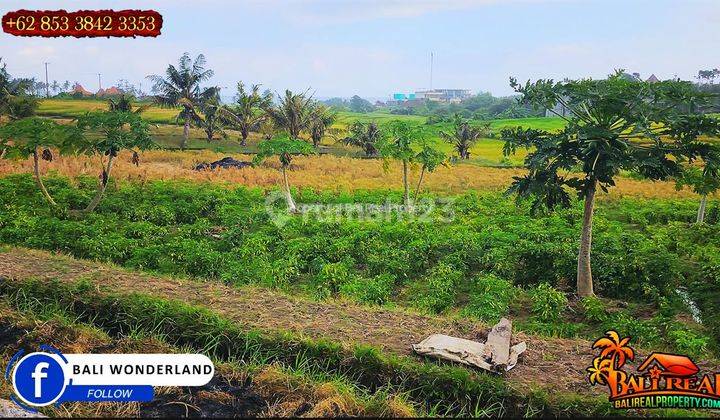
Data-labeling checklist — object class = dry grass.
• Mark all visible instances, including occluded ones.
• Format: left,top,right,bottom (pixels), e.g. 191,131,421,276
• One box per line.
0,149,703,199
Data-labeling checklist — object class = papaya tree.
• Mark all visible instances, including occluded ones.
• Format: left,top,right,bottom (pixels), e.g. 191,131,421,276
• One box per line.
378,121,422,209
253,135,315,213
675,161,720,224
502,72,720,297
75,111,154,213
413,139,447,201
0,117,79,207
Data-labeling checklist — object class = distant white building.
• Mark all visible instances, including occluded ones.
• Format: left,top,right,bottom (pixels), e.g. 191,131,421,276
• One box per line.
415,89,471,103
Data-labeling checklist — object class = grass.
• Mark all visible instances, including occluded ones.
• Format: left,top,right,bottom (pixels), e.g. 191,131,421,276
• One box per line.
37,98,179,124
36,98,568,165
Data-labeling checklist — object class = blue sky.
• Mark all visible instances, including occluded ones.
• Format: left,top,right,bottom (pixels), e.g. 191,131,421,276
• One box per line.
1,0,718,100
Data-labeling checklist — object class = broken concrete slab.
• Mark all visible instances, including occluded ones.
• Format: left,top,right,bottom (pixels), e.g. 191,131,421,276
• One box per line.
483,317,512,369
412,318,526,373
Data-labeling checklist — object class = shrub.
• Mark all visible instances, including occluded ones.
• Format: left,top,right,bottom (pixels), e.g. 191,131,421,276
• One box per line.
313,262,355,299
411,263,462,314
528,283,568,323
462,274,516,323
666,325,710,359
340,274,395,305
580,295,608,322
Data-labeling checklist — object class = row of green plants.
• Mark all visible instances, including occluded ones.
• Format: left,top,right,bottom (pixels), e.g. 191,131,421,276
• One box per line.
0,277,615,417
0,174,717,355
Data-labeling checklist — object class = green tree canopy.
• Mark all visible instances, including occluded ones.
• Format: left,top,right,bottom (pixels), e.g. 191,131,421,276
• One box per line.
502,72,720,296
147,53,219,149
0,117,81,207
254,135,315,212
231,82,273,146
76,111,154,213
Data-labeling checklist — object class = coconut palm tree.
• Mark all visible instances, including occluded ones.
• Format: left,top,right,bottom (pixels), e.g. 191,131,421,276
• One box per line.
231,82,272,146
308,104,338,148
147,53,219,150
439,114,488,159
0,58,36,119
341,121,382,157
267,89,313,140
196,96,236,142
108,94,150,114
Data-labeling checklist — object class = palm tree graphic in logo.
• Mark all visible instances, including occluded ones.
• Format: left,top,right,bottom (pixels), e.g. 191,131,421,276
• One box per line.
587,330,635,397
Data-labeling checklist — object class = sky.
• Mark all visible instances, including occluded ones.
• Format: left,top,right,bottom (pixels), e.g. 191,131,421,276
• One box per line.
1,0,719,100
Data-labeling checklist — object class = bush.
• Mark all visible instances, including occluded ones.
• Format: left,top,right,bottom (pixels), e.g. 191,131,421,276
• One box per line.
340,274,395,305
412,263,462,314
529,283,568,323
462,274,516,323
580,296,608,322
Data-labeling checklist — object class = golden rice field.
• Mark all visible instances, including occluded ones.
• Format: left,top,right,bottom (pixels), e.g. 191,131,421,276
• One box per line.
0,149,705,199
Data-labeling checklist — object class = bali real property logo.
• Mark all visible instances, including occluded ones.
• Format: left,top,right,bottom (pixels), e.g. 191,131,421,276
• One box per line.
5,344,214,413
587,330,720,410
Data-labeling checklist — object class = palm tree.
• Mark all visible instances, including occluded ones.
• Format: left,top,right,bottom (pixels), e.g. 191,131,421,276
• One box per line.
147,53,219,150
108,94,150,114
308,104,338,148
341,121,382,158
267,89,313,140
51,80,60,95
232,82,272,146
196,97,236,142
439,114,488,159
62,80,71,92
0,58,36,119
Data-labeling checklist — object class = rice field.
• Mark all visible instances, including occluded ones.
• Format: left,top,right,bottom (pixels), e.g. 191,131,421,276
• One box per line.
0,149,705,199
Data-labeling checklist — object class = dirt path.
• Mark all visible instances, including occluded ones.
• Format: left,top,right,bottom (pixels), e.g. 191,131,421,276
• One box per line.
0,246,602,396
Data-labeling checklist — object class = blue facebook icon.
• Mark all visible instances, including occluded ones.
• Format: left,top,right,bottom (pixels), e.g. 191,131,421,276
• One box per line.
12,353,66,406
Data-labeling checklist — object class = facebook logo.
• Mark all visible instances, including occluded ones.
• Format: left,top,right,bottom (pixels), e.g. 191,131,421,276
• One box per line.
12,353,66,407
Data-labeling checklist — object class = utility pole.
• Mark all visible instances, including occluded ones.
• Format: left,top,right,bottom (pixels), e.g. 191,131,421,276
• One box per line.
44,62,50,98
429,52,434,90
98,73,102,92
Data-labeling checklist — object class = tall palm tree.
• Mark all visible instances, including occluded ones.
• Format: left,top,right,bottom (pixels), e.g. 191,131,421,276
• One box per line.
232,82,272,146
308,104,338,148
439,114,488,159
147,53,219,150
267,89,313,140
